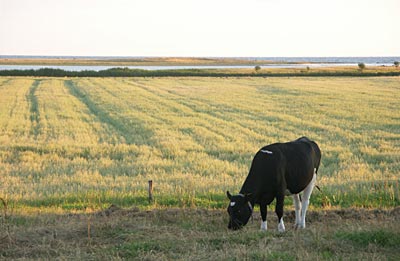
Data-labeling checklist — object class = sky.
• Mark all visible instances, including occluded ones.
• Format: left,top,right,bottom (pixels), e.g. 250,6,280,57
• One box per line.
1,0,399,57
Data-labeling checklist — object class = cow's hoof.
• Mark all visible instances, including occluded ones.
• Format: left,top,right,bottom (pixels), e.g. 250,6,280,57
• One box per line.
278,223,285,233
260,221,267,231
294,223,305,229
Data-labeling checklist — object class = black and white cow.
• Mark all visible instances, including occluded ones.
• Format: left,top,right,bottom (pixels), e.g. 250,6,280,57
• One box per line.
227,137,321,232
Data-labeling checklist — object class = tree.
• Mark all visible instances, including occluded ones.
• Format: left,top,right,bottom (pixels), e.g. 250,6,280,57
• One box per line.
394,61,399,68
254,65,261,72
358,63,366,71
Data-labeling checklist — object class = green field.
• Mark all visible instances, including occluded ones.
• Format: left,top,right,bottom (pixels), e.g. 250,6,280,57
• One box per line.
1,76,399,210
1,76,399,259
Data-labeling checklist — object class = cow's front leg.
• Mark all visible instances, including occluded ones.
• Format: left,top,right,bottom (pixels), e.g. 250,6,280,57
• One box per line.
293,193,302,229
275,195,285,232
260,202,267,231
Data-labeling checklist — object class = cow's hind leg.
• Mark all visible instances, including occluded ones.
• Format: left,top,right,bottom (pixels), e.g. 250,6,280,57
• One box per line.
275,195,285,232
299,173,316,229
293,193,302,229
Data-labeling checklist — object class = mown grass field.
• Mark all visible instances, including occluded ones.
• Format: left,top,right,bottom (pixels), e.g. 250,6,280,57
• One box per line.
0,76,399,259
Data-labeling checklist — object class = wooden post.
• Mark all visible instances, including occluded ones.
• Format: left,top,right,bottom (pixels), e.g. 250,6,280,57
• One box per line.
148,180,153,203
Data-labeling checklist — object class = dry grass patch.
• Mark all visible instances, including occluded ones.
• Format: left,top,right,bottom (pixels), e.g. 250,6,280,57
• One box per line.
1,206,399,259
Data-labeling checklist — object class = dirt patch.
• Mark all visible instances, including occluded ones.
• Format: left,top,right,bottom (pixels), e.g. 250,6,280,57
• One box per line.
242,207,400,224
305,207,400,222
94,204,140,217
390,206,400,220
94,204,400,222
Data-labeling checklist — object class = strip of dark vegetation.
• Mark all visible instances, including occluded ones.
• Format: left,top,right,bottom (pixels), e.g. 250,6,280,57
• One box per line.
1,67,400,77
27,79,41,136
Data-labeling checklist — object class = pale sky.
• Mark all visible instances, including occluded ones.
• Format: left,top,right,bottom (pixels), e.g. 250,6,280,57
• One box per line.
1,0,399,57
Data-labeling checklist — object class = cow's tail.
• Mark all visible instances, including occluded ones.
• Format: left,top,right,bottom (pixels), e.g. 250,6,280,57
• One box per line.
299,185,321,202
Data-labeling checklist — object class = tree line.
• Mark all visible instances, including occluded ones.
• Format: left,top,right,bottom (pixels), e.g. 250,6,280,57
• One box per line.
0,67,399,77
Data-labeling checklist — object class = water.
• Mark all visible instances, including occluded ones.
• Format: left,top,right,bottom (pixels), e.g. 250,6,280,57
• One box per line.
0,56,399,72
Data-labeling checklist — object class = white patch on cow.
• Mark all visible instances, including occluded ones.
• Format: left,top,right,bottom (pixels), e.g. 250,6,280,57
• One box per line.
230,202,236,207
260,221,267,231
293,194,302,228
260,149,273,154
298,173,317,229
278,218,285,232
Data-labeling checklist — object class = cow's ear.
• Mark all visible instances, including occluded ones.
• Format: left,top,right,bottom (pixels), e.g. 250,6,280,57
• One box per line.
244,193,252,201
227,191,232,200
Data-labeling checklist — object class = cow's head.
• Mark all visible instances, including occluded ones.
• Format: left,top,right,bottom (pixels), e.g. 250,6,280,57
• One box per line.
226,191,253,230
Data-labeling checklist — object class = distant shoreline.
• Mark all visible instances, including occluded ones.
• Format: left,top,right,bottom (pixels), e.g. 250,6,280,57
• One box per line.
1,66,399,77
1,56,399,77
1,56,399,66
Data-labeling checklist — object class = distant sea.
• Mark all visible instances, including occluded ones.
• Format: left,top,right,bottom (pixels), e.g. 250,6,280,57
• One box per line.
1,56,399,71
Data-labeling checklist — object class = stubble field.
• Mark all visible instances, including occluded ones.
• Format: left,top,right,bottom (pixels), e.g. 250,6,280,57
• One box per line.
0,76,399,259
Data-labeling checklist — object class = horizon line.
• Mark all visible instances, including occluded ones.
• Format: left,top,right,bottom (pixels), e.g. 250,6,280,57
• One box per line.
2,55,400,59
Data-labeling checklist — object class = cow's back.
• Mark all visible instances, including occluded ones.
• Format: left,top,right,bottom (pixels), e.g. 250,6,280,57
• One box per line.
281,139,320,194
240,138,321,202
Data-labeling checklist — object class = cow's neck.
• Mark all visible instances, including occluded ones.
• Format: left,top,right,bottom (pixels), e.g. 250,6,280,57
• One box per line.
239,171,259,207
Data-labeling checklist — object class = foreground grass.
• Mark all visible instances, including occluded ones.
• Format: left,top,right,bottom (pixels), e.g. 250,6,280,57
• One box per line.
1,207,399,259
